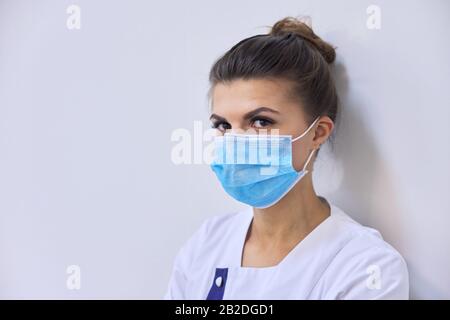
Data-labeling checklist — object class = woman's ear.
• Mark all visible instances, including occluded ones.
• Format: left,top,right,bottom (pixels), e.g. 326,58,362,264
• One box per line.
313,116,334,148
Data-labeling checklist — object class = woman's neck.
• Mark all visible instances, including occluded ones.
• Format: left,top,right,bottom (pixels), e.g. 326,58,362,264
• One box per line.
251,175,330,245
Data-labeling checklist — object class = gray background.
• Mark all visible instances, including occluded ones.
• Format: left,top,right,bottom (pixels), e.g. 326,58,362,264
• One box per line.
0,0,449,299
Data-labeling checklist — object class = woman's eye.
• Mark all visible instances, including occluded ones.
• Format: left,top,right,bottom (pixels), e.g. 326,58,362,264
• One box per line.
252,118,274,128
211,121,231,132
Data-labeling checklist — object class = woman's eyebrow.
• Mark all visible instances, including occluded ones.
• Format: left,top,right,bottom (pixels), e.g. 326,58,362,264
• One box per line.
209,113,227,122
209,107,280,122
243,107,280,120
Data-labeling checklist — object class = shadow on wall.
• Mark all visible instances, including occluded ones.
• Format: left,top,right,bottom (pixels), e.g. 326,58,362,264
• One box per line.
327,61,429,299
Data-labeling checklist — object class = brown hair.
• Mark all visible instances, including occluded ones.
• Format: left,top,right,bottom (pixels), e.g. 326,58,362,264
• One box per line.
209,16,339,129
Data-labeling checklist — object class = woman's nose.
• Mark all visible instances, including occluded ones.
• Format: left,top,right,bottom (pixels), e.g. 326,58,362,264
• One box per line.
227,124,257,135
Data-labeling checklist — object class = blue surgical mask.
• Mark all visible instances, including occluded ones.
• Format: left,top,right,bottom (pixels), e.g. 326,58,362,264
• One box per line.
210,117,320,208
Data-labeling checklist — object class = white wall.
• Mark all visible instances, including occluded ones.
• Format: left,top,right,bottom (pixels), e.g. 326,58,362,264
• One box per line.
0,0,448,299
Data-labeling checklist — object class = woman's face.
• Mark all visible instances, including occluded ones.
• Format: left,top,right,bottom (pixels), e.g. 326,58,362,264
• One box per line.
210,78,330,172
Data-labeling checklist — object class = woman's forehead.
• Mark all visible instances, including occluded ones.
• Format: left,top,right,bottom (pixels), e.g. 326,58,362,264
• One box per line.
211,78,295,112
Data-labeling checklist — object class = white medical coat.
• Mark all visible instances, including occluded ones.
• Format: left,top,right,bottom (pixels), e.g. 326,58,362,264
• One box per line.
164,203,409,299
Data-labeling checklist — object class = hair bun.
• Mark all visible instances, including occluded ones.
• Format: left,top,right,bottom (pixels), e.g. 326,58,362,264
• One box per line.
269,16,336,64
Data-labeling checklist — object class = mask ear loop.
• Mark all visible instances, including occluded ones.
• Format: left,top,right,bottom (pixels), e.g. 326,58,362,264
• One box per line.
291,117,320,142
291,116,320,173
302,148,316,172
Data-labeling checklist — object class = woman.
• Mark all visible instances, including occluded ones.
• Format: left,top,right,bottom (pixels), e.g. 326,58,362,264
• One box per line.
165,17,409,300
